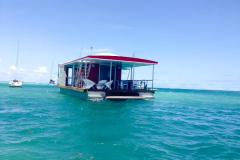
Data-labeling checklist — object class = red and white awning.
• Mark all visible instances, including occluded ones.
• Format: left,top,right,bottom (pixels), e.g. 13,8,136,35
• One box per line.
62,54,158,67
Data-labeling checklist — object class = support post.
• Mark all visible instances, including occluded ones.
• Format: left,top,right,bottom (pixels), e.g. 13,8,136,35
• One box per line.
84,62,87,79
114,64,117,89
133,64,135,80
57,64,59,83
79,61,82,87
72,64,75,86
152,64,155,90
98,64,101,81
130,66,133,80
109,62,112,81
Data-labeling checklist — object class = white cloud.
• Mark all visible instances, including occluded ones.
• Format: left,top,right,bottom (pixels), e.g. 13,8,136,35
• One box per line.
9,65,17,71
0,64,55,83
33,66,48,74
19,68,25,72
8,65,25,73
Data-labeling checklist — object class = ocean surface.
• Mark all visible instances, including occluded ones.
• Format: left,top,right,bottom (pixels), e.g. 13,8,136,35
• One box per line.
0,83,240,160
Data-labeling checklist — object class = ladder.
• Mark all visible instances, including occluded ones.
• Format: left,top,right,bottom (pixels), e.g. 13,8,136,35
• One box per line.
86,63,92,78
75,63,92,88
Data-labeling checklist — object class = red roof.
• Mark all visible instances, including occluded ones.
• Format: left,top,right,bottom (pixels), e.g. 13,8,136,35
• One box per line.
86,55,158,64
63,55,158,65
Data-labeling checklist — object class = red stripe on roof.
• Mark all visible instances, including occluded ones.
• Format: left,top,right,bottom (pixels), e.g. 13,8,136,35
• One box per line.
87,55,158,64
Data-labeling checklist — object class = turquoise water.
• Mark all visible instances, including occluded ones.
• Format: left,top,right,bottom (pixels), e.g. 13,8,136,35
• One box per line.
0,84,240,160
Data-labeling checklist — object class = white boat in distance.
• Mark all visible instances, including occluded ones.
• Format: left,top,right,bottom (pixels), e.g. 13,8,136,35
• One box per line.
49,79,56,86
9,80,23,87
9,41,23,87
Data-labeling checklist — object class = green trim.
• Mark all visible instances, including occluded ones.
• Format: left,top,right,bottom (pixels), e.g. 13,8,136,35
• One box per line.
60,88,88,99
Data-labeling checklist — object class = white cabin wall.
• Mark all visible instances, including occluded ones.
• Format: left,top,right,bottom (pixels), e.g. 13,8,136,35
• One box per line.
58,65,66,86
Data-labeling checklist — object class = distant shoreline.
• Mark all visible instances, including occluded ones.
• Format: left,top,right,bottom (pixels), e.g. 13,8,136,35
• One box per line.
158,87,240,94
0,81,49,86
0,81,239,93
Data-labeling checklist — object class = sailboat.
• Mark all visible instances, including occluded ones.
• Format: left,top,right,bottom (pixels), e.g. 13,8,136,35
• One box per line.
9,41,23,87
49,61,56,85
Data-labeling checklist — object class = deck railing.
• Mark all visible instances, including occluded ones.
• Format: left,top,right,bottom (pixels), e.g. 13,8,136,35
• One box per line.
65,78,153,91
114,80,153,91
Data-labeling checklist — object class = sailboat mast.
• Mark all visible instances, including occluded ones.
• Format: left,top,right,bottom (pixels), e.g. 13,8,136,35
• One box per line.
50,61,54,80
16,41,20,68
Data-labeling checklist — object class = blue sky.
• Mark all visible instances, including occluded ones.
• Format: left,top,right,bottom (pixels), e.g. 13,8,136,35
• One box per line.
0,0,240,90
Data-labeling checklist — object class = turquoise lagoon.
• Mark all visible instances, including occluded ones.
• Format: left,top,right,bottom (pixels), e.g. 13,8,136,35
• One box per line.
0,83,240,159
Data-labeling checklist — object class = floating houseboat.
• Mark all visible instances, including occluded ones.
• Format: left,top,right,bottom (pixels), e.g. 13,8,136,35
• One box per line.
58,53,158,100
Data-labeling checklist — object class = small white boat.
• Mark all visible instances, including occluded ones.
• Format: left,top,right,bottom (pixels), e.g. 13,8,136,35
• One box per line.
9,79,23,87
49,79,56,86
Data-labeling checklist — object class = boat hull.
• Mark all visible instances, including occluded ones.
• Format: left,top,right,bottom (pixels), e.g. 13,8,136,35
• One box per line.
59,86,155,101
9,81,23,87
59,87,88,100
